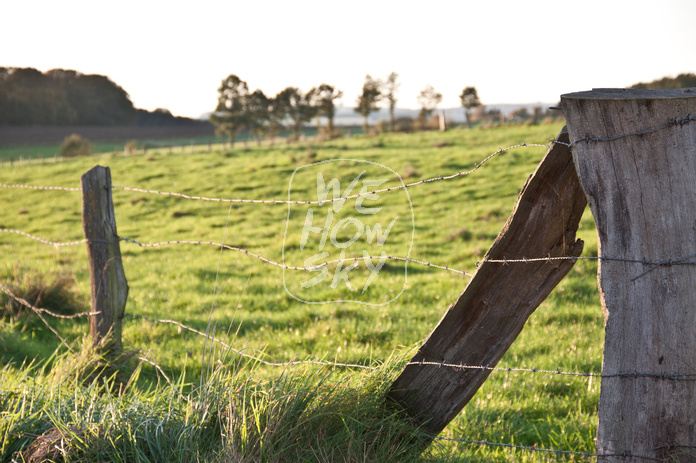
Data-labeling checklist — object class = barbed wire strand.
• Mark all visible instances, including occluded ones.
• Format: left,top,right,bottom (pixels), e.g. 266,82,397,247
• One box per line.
0,281,97,320
480,254,696,281
554,114,695,147
110,143,550,204
118,237,474,277
0,143,546,199
425,434,663,461
5,253,694,378
0,229,87,248
2,114,693,202
478,255,696,267
0,183,81,191
125,313,372,370
405,360,696,381
0,281,75,353
123,311,696,380
136,352,176,390
4,228,694,281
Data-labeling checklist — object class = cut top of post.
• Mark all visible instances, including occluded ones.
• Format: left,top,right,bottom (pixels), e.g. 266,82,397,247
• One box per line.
562,87,696,100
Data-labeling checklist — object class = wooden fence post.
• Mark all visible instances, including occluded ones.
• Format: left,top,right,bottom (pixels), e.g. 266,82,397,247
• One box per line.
81,165,129,352
388,128,587,434
562,88,696,461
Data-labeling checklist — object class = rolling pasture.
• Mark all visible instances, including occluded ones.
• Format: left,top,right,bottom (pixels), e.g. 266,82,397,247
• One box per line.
0,122,605,461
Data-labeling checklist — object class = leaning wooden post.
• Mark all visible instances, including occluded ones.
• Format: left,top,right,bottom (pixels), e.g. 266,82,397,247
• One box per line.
81,165,129,352
562,88,696,462
388,128,587,434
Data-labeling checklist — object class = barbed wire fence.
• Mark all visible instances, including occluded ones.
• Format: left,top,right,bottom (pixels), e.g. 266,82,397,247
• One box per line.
2,115,696,460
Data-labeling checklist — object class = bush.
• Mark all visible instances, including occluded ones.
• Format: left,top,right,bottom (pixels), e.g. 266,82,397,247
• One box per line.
60,134,92,158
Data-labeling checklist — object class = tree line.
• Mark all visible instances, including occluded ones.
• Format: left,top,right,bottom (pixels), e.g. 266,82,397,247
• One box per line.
353,73,481,132
630,73,696,90
211,72,484,143
0,67,137,126
210,75,343,145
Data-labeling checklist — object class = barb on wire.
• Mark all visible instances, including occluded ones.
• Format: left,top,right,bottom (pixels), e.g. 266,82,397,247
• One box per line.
405,360,696,381
631,252,696,281
110,143,549,205
119,237,474,277
125,313,373,370
0,228,87,248
0,182,81,191
424,435,662,461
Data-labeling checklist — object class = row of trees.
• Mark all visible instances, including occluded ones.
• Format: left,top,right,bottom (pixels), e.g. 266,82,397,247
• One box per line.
353,73,481,132
0,67,137,126
210,75,343,145
212,72,484,141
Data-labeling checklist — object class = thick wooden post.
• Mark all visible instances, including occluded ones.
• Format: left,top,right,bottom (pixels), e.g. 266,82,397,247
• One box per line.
562,88,696,461
388,128,587,434
81,166,129,352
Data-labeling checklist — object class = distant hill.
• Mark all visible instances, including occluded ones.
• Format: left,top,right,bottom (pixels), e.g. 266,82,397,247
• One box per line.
135,108,211,127
0,67,136,126
0,67,207,128
630,73,696,90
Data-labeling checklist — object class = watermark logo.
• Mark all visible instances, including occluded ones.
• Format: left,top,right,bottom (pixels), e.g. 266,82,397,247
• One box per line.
283,159,414,305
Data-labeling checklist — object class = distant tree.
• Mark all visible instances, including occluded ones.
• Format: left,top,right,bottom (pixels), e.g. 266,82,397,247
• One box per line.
384,72,400,131
0,67,59,125
134,108,208,127
354,75,382,134
532,106,543,125
509,107,530,120
267,97,286,146
275,87,317,139
64,73,136,125
459,86,481,129
246,89,271,145
308,84,343,136
210,74,250,145
417,84,442,125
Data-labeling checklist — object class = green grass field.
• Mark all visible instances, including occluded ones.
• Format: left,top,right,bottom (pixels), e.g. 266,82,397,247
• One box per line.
0,127,342,162
0,123,605,461
0,135,226,161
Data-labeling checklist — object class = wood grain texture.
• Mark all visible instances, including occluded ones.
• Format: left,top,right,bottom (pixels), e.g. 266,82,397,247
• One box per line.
562,88,696,462
81,165,129,352
388,128,587,434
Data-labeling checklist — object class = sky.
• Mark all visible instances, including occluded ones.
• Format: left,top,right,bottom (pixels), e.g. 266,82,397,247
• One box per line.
2,0,695,119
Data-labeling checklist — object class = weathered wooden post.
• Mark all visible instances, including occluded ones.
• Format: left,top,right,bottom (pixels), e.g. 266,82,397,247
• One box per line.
562,88,696,461
81,165,129,352
388,128,587,433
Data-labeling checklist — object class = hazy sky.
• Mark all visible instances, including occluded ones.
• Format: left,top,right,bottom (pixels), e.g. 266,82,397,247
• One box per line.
3,0,695,118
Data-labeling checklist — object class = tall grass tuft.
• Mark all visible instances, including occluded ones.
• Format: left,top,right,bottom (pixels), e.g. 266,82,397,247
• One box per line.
1,347,446,463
